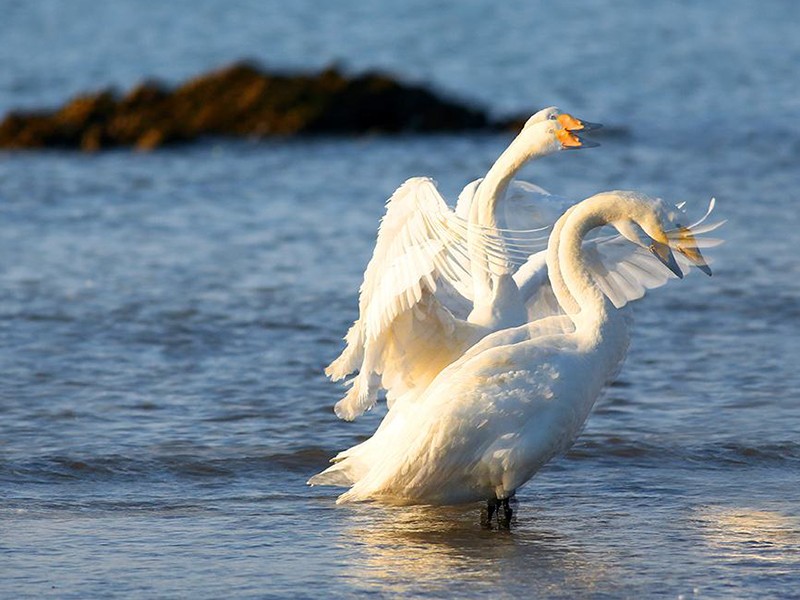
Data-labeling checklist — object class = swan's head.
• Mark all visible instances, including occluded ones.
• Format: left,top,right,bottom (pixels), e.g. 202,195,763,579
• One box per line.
526,107,601,151
511,109,602,160
523,106,603,134
610,192,717,278
522,118,600,153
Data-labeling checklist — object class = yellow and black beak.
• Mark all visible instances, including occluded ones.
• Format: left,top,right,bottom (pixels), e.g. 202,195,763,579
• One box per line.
671,226,713,276
556,128,600,149
557,113,603,132
648,239,684,279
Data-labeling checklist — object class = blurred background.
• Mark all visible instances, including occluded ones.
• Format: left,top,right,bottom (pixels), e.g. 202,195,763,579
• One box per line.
1,1,799,598
3,0,798,128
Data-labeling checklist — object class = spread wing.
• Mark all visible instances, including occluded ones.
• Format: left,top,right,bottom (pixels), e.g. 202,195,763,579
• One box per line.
326,177,545,420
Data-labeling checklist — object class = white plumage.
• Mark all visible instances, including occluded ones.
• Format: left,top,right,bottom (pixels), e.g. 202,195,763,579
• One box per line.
311,191,720,511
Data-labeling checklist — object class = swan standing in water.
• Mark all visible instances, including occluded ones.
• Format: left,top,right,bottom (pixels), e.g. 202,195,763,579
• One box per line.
326,108,601,421
311,191,720,525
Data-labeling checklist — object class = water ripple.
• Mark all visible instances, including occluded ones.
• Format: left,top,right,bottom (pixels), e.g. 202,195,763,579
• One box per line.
0,446,337,485
567,438,800,468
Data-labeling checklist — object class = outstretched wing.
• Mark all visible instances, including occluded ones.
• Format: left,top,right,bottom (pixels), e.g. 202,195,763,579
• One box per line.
327,177,522,420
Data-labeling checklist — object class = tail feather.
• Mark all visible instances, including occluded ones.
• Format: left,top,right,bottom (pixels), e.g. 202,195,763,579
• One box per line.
307,463,355,487
308,446,373,489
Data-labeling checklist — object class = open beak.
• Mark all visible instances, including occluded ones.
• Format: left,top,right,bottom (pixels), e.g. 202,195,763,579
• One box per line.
557,113,603,132
556,129,600,149
648,239,684,279
672,226,713,276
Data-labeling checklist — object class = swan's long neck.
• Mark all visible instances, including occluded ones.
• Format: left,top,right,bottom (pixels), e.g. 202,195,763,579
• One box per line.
468,124,559,319
545,204,579,315
469,129,555,231
550,193,640,340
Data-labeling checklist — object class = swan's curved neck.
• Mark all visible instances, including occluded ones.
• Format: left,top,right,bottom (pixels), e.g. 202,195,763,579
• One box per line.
469,126,558,231
469,124,560,310
545,204,579,314
550,194,637,335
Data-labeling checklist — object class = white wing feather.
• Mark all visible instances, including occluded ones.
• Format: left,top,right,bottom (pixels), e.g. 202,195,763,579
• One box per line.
328,177,545,420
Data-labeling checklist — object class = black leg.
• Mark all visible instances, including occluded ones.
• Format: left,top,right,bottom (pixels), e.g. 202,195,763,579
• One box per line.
481,498,498,528
498,497,513,529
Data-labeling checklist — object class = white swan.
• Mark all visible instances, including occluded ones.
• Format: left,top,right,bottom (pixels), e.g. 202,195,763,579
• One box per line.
310,191,721,523
326,108,600,420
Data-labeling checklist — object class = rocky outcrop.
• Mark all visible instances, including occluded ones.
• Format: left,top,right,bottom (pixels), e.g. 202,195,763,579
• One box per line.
0,62,499,151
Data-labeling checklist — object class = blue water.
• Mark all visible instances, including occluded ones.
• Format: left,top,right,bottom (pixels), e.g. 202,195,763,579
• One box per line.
2,1,800,598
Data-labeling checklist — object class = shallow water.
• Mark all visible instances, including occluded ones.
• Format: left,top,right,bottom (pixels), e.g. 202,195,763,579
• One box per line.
2,1,800,598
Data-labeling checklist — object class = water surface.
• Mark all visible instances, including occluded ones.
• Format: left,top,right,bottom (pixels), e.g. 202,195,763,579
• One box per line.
2,1,800,598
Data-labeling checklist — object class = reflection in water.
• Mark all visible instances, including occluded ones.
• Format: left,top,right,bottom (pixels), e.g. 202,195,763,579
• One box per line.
333,502,622,596
697,506,800,566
